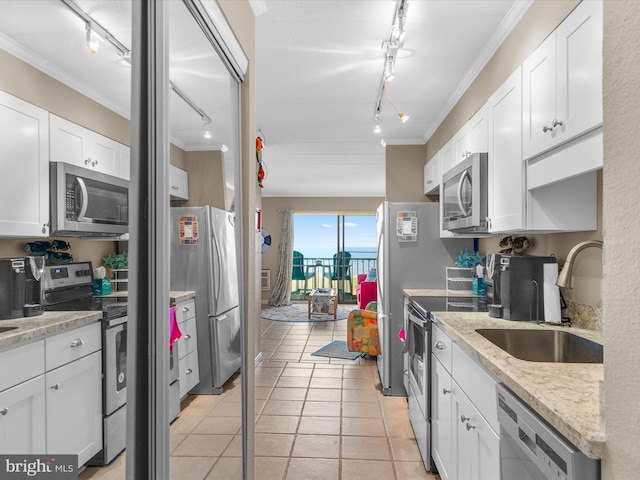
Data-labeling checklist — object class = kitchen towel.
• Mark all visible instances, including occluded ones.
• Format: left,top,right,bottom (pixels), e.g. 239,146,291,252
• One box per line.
169,306,182,350
543,263,561,324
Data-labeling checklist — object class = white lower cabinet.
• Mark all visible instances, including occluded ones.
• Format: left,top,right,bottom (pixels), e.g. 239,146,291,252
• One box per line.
176,298,199,399
46,350,102,467
0,323,102,468
0,375,46,454
452,380,500,480
432,356,453,480
431,324,500,480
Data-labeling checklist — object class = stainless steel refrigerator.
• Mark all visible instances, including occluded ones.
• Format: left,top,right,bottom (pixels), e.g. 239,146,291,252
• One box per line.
376,202,472,396
170,206,241,394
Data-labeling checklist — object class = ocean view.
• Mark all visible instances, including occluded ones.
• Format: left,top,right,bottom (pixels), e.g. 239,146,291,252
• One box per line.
293,246,377,260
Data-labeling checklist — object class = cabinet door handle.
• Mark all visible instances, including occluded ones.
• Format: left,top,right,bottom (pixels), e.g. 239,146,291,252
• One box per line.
434,341,446,350
466,422,476,431
0,407,7,415
51,383,60,390
552,119,563,128
92,159,98,167
403,370,409,376
184,334,191,340
442,388,451,395
182,307,189,313
186,368,193,375
460,415,470,423
542,124,553,133
70,338,84,348
84,158,91,165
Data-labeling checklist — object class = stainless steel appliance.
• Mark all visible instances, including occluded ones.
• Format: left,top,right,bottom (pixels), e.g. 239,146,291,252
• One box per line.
43,262,128,466
376,202,472,396
170,206,241,395
404,295,489,472
494,254,558,322
50,162,129,237
441,152,488,233
406,301,430,471
0,256,44,319
497,383,600,480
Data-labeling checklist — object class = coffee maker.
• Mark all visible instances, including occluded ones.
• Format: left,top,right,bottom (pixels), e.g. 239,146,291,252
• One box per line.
483,254,558,322
0,257,45,320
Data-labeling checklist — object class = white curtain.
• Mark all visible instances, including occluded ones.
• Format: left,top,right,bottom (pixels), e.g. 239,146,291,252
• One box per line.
268,208,294,306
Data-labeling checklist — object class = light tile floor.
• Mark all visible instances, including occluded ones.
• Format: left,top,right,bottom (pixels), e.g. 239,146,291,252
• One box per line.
80,313,439,479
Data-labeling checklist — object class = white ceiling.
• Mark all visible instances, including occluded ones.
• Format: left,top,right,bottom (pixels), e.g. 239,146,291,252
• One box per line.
256,0,531,197
0,0,531,198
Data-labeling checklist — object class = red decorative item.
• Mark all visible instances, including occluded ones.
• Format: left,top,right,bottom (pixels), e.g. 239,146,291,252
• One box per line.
256,136,265,188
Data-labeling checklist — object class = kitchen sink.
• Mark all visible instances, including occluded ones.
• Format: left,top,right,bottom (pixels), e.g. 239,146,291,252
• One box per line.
476,328,603,363
0,326,18,333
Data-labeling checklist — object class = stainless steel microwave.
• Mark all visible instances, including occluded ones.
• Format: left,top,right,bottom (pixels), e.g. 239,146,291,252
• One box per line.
50,162,129,236
441,152,488,233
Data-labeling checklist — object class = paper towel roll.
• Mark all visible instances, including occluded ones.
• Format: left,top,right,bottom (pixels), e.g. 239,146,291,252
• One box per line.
543,263,561,324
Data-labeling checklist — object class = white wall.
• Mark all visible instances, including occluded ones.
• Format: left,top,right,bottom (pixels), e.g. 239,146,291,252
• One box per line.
602,1,640,476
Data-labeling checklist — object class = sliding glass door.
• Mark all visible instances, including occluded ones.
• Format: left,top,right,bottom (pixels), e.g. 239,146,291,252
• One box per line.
293,214,376,302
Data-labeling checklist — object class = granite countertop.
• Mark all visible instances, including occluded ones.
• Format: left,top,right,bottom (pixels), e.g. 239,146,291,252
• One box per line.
431,310,604,459
98,290,196,303
403,288,482,298
0,311,103,350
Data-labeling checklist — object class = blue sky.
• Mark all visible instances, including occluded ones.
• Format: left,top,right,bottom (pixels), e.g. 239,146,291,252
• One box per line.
293,214,376,251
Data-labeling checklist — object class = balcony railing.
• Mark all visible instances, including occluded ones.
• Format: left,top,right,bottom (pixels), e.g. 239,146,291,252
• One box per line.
291,256,377,302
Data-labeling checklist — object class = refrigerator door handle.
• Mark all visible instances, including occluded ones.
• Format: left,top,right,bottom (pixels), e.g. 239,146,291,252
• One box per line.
212,232,223,306
206,221,218,312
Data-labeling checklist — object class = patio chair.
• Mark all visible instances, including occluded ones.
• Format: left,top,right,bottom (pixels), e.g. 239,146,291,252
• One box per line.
325,251,352,295
292,251,314,293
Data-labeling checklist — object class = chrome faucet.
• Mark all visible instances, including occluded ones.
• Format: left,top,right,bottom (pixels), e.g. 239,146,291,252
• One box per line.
556,240,603,288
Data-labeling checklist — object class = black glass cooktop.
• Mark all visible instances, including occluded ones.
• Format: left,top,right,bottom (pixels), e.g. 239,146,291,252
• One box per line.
409,295,488,318
45,295,128,320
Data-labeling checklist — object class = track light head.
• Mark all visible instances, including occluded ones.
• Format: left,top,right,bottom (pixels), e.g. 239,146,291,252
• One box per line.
86,24,103,54
399,112,410,123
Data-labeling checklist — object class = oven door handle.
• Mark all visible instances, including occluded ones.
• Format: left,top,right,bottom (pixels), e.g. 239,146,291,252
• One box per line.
457,169,471,217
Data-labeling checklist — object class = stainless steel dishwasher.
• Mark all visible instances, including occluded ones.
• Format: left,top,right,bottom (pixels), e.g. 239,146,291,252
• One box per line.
497,384,600,480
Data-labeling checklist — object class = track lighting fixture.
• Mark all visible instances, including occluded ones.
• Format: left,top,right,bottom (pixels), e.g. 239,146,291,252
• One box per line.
381,139,387,147
86,24,103,54
373,0,410,131
373,114,382,133
221,144,229,153
62,0,130,57
384,79,410,124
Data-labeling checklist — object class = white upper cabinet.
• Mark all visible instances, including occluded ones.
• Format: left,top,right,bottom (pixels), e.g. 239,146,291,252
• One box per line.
453,126,471,165
439,137,455,180
169,164,189,200
487,67,525,233
424,154,441,195
453,103,489,166
0,90,50,237
522,0,602,160
469,103,489,155
119,144,131,181
50,114,122,178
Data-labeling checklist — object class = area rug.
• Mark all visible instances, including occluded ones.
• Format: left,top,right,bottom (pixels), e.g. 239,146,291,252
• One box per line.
260,304,352,322
311,340,362,360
